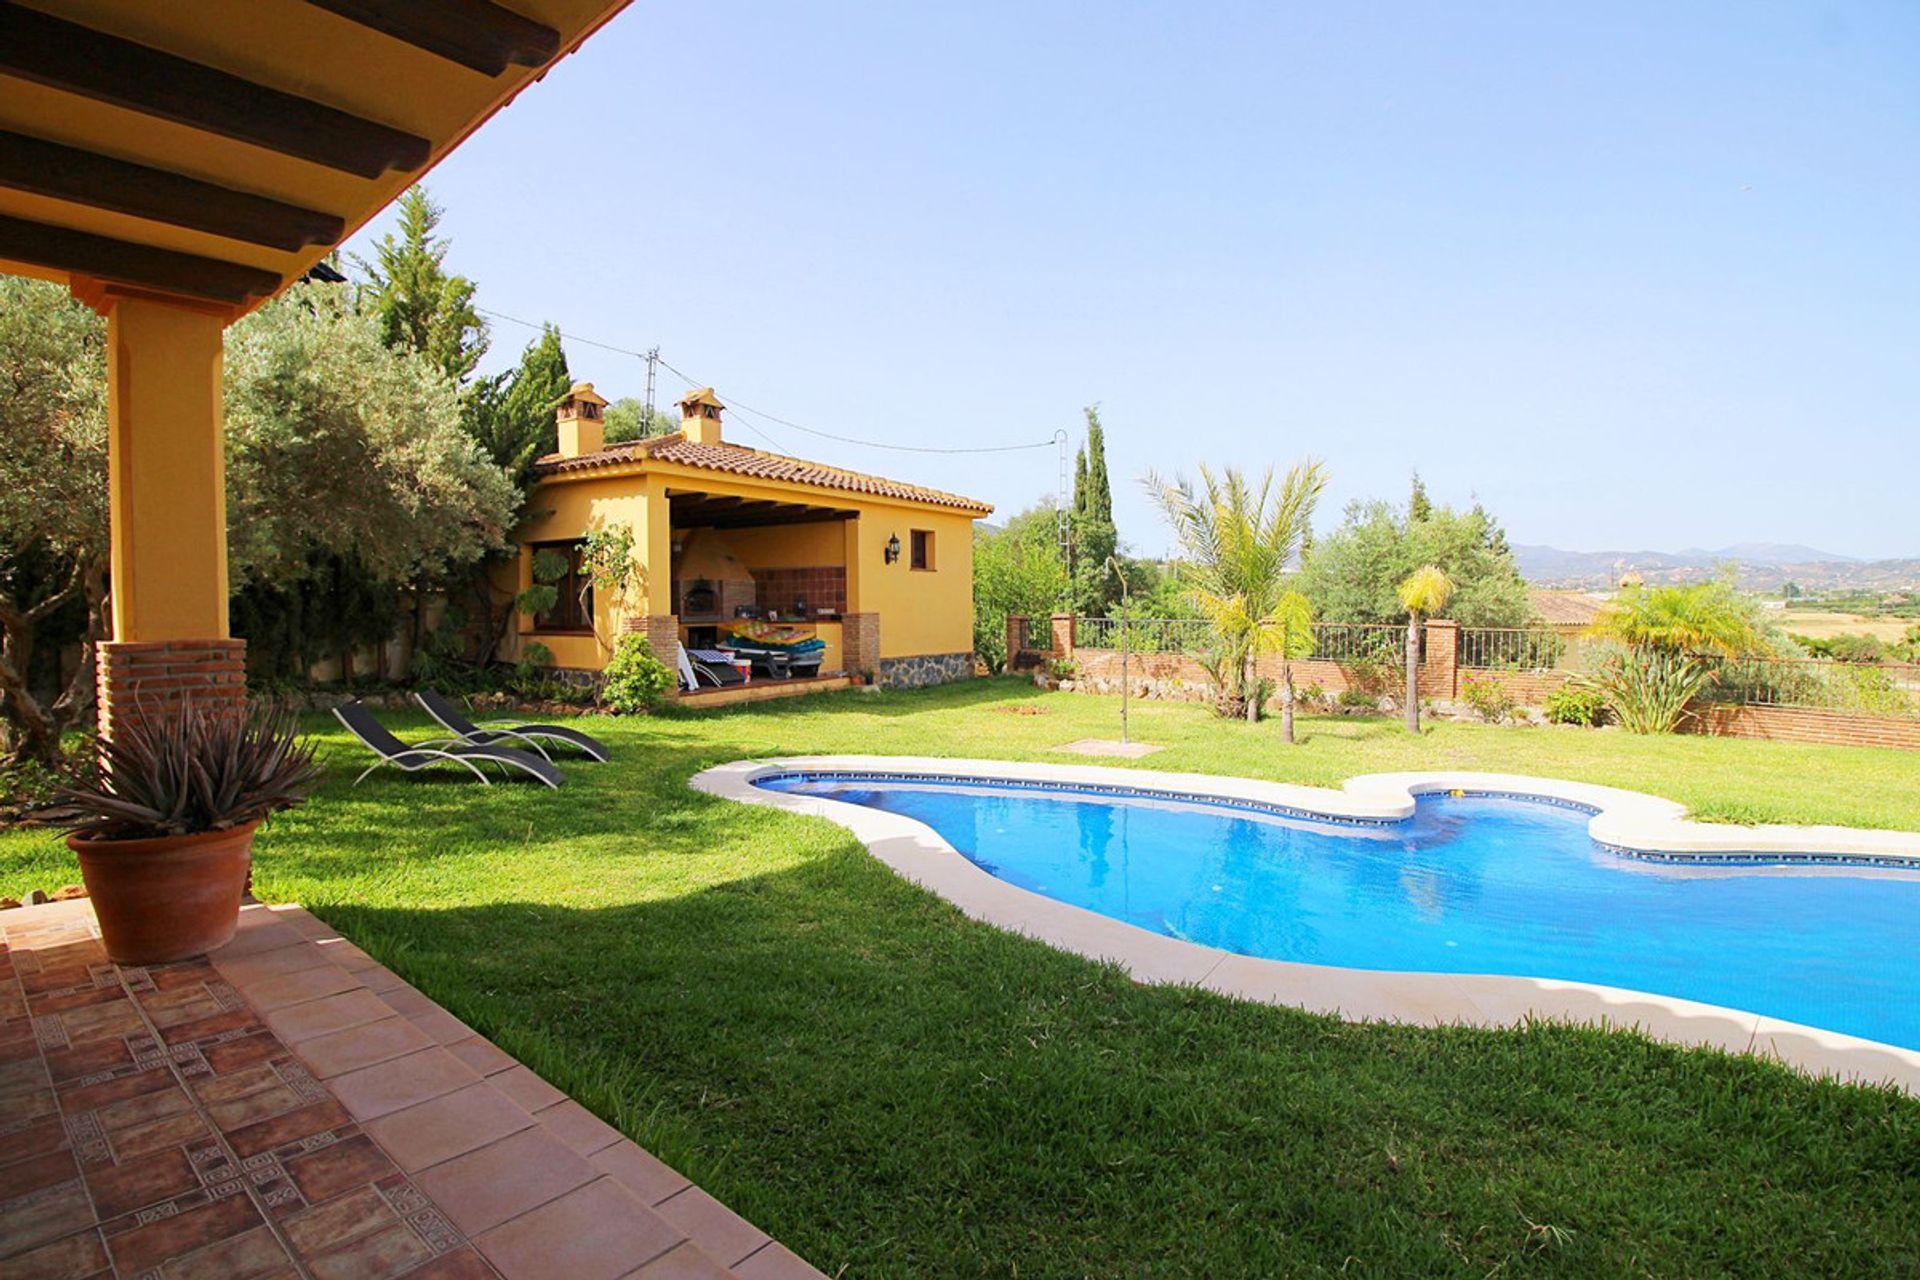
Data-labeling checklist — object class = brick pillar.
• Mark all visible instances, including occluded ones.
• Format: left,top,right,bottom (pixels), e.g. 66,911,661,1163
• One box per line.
97,639,248,740
1005,614,1029,665
842,612,880,677
632,614,679,670
1423,619,1459,700
1049,612,1074,656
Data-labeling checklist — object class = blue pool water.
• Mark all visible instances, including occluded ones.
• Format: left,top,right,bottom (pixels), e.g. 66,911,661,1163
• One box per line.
757,773,1920,1050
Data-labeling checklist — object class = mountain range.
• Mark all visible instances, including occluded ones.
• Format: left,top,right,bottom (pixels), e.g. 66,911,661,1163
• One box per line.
1514,544,1920,593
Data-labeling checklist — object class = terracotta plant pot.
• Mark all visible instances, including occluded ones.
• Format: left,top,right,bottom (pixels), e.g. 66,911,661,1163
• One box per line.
67,820,260,965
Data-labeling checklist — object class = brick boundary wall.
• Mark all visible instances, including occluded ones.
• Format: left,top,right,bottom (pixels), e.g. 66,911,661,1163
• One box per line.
1683,704,1920,751
632,614,680,671
97,639,248,739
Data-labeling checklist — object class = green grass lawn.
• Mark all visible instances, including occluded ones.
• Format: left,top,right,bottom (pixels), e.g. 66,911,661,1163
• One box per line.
5,680,1920,1276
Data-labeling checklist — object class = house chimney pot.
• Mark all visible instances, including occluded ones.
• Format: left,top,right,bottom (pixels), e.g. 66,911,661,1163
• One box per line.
678,387,725,446
556,381,607,457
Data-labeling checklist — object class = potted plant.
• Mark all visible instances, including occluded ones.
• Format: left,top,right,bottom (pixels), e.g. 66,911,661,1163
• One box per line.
57,701,320,964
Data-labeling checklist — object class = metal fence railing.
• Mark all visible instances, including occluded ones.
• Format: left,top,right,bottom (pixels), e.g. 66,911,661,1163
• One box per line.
1703,657,1920,719
1308,623,1405,664
1458,628,1577,672
1072,616,1213,654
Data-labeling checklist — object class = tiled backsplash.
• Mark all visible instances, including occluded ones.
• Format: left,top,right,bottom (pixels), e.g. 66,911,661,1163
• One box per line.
752,566,846,617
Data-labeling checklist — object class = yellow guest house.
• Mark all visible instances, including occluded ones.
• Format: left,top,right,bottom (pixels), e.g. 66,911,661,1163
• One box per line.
512,383,993,696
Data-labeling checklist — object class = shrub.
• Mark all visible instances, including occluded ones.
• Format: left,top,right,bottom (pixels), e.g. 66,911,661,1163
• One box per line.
1545,686,1607,727
1460,673,1517,724
601,634,674,714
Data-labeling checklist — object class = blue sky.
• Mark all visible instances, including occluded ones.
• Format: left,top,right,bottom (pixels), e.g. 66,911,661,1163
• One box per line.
344,1,1919,559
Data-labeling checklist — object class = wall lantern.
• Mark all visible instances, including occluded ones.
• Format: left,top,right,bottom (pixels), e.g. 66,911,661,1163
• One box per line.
885,533,902,564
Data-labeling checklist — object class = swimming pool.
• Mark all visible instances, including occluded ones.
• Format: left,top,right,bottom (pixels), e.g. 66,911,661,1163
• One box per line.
753,770,1920,1052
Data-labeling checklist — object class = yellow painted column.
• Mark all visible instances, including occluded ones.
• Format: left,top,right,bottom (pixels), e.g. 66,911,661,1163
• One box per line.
106,298,230,641
636,476,678,668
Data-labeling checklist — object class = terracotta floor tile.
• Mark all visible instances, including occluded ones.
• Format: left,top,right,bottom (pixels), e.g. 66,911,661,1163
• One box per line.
284,1133,400,1204
0,1181,101,1262
0,1054,50,1096
202,1079,305,1132
190,1061,282,1105
107,1110,209,1160
160,1008,264,1047
364,1084,534,1173
0,1114,70,1166
0,1227,108,1279
157,1222,293,1279
376,987,436,1020
409,1007,475,1046
0,1148,79,1203
305,1218,434,1280
476,1178,684,1280
201,1030,286,1075
212,942,330,987
145,959,221,991
245,965,362,1013
489,1066,566,1115
298,1017,437,1080
315,939,377,971
397,1243,499,1280
625,1242,736,1280
266,990,394,1045
83,1145,199,1220
588,1143,690,1207
413,1126,596,1237
41,1038,130,1083
282,1184,397,1256
357,966,409,995
96,1083,194,1133
137,986,227,1028
214,922,306,959
0,1087,55,1126
25,984,123,1016
225,1097,351,1159
103,1191,264,1274
536,1101,623,1157
55,1000,142,1044
58,1063,174,1113
731,1242,825,1280
329,1049,482,1122
443,1037,515,1078
651,1188,768,1269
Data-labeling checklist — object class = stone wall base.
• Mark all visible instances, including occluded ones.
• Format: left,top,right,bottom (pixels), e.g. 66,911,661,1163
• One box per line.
878,652,974,689
98,639,248,740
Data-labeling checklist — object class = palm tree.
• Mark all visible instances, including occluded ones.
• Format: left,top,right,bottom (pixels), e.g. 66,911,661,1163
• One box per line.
1259,589,1316,744
1590,581,1758,733
1142,461,1327,724
1397,565,1454,733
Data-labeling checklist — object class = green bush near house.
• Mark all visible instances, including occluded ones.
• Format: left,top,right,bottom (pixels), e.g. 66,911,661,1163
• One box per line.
1546,686,1608,726
600,633,675,713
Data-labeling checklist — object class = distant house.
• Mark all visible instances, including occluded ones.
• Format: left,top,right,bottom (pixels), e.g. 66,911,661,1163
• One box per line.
1528,588,1607,633
511,384,992,692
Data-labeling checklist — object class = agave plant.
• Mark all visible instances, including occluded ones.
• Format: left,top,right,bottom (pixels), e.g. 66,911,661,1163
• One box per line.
59,701,321,841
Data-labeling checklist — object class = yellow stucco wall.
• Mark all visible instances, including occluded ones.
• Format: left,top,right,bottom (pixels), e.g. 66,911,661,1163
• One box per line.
513,460,980,670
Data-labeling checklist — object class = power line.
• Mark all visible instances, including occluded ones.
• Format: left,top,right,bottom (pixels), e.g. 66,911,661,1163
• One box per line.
475,305,1057,457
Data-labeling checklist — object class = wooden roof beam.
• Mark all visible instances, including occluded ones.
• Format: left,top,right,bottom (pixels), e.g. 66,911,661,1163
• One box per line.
0,131,344,253
0,213,280,305
0,2,431,179
303,0,560,78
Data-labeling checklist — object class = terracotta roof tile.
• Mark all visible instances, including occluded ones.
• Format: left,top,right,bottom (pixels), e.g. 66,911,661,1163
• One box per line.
533,433,994,514
1529,588,1606,626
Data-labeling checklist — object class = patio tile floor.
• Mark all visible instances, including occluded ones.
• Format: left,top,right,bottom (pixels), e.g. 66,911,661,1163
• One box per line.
0,898,824,1279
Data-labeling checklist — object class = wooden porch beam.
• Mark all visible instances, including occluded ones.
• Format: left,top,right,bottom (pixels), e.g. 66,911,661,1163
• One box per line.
0,2,432,179
0,213,280,305
0,131,345,253
303,0,560,78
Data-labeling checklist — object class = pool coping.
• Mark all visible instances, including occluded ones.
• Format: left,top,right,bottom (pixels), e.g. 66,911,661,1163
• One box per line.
693,756,1920,1096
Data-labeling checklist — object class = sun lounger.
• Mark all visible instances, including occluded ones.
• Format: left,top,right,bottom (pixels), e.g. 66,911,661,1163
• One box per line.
333,702,563,788
414,689,609,762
